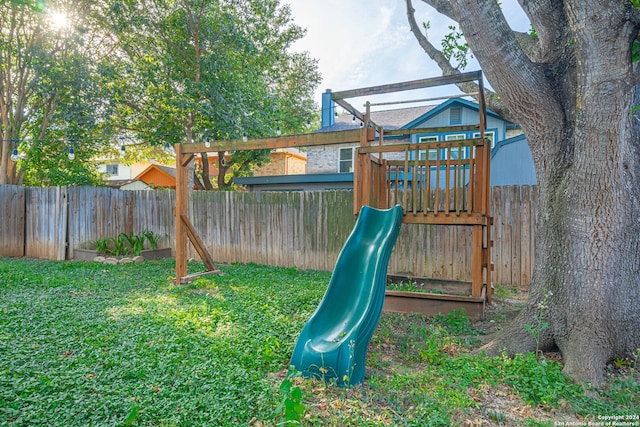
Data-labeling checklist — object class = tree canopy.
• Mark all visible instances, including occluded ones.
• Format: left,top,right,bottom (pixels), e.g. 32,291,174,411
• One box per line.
0,0,320,187
98,0,320,189
0,0,109,185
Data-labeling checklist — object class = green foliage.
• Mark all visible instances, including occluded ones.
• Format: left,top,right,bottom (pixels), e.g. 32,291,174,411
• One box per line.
525,291,552,359
386,279,419,292
0,259,638,426
20,137,104,187
141,230,162,251
500,353,584,405
493,283,519,300
3,0,320,187
100,0,321,189
275,375,306,425
90,229,164,256
1,0,120,185
441,25,473,70
93,237,111,254
431,308,479,335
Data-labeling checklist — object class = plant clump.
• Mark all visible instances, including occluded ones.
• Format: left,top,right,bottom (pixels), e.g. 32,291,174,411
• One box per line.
91,230,163,257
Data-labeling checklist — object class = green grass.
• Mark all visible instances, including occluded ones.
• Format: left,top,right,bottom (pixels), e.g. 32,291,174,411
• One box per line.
0,259,638,426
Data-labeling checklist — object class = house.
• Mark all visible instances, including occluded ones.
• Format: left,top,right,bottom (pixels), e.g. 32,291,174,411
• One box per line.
134,164,178,189
236,91,537,191
490,134,537,186
97,161,152,182
103,179,151,191
309,94,522,175
199,148,306,179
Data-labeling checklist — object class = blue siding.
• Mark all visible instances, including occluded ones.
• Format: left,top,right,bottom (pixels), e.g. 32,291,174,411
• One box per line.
490,135,537,186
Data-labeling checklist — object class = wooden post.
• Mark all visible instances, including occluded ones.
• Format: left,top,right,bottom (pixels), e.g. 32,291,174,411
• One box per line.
472,225,483,297
175,143,188,282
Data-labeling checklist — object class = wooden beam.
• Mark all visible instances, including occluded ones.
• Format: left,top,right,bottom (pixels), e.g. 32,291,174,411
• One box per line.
178,270,223,285
383,125,480,137
180,213,217,271
331,71,483,100
401,212,486,225
179,129,374,154
387,274,472,296
472,225,483,297
383,289,486,320
175,143,188,282
181,153,195,168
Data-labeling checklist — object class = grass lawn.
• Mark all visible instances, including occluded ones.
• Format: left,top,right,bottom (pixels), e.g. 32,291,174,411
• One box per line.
0,258,638,426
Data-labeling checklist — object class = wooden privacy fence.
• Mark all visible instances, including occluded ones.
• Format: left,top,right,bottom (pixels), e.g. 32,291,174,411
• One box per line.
0,184,536,285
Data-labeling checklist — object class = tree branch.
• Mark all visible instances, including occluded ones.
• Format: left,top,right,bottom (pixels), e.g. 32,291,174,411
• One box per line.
405,0,515,121
419,0,456,21
446,0,564,132
517,0,570,63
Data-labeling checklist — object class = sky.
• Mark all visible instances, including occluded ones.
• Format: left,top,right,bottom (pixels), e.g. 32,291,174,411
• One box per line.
284,0,530,110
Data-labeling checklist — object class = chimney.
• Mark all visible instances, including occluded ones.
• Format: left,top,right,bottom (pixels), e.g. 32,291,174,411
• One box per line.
321,89,335,128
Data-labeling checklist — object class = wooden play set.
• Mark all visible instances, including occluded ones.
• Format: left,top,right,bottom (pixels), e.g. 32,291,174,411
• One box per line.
174,71,493,318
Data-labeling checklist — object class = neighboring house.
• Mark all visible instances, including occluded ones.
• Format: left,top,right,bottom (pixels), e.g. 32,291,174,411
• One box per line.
490,134,537,186
254,148,307,176
97,162,132,181
98,160,179,189
236,172,353,193
198,148,307,180
98,159,164,181
309,94,522,175
133,164,177,189
103,179,151,191
237,91,537,191
98,161,166,183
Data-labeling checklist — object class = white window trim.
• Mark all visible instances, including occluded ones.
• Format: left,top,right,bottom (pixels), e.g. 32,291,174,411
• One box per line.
418,136,438,161
338,147,356,173
473,130,496,148
445,134,467,160
106,164,119,175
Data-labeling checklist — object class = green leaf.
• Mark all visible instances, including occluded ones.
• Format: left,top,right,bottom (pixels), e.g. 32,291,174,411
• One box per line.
124,404,140,426
291,386,302,403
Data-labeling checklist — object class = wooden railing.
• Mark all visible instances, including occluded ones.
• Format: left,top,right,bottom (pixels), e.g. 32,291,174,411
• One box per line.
356,137,491,225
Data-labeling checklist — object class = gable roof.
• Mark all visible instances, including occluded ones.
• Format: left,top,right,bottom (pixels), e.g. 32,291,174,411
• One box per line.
319,105,436,132
134,164,177,188
491,133,527,158
320,98,514,133
401,98,508,129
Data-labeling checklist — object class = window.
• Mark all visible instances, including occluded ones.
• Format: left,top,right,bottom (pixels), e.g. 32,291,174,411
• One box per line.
445,134,466,160
338,147,354,173
450,106,462,125
106,164,119,175
473,131,495,148
418,136,438,161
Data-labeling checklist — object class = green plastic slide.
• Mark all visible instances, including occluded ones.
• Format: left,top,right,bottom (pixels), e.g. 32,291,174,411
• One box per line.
289,204,403,386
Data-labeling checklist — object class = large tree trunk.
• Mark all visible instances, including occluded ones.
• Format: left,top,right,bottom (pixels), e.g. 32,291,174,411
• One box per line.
415,0,640,386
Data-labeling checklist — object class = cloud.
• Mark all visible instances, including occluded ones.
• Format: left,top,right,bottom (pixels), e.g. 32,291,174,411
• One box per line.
285,0,530,106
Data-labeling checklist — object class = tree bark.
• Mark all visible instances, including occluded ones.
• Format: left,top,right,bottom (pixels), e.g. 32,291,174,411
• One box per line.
412,0,640,386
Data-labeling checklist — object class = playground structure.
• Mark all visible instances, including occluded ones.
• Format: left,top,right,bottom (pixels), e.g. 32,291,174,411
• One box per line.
174,70,493,317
